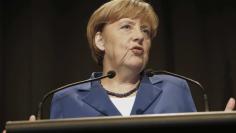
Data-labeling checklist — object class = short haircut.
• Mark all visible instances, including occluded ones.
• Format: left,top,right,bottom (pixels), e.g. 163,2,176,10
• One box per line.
87,0,159,66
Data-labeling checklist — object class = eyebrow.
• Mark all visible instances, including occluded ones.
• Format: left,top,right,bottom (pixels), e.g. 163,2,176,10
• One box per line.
118,18,151,28
141,25,150,29
119,19,135,25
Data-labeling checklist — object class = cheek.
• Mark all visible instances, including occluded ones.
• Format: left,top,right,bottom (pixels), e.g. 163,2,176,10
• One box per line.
145,42,151,55
104,34,123,49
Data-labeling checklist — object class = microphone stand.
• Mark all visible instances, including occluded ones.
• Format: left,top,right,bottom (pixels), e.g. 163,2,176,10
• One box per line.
146,69,209,112
37,71,116,120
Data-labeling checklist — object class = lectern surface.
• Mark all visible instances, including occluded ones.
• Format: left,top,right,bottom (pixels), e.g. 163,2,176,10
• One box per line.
6,111,236,132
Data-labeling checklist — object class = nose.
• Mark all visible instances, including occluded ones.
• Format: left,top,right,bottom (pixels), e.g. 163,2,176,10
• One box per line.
133,28,144,45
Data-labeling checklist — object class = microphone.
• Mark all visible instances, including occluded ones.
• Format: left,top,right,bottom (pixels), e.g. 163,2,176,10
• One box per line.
145,69,209,112
37,70,116,120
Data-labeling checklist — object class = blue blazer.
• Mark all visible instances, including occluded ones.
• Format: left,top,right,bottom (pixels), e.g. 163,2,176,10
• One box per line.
50,72,196,119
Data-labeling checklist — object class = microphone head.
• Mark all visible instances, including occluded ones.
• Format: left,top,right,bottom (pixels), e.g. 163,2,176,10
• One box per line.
145,69,154,77
107,70,116,79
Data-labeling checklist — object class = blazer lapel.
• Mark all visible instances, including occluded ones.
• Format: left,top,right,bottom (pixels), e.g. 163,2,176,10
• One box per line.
131,76,163,115
82,82,121,116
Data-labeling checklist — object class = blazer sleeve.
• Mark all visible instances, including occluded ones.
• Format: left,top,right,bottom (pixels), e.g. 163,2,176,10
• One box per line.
50,93,63,119
182,80,197,112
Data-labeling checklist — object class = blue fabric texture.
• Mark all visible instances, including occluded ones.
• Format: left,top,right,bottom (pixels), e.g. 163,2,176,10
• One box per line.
50,72,196,119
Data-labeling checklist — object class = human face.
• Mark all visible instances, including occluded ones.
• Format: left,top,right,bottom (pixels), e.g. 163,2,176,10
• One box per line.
98,18,151,72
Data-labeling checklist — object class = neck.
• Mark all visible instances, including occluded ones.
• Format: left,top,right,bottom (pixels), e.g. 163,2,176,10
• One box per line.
101,67,141,94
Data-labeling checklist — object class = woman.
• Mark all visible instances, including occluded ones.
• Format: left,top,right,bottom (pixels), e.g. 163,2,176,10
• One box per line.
50,0,197,118
2,0,235,132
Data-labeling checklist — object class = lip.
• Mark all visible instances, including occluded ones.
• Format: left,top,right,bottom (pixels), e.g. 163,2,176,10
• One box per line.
130,46,144,55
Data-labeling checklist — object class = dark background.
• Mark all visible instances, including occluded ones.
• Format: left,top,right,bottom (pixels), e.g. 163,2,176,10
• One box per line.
1,0,236,130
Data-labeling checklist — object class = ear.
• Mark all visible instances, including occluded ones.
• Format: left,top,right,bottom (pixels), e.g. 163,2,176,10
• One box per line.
95,32,105,51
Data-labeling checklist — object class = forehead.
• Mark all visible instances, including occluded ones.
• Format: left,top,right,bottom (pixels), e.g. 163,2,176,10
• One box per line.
102,0,157,28
108,12,155,27
112,18,151,27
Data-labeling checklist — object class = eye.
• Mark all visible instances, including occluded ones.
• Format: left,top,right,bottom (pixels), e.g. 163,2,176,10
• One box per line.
142,28,151,36
121,24,132,30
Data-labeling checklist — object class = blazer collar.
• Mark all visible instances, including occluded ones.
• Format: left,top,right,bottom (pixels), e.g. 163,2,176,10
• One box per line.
75,72,103,91
82,82,121,116
78,72,163,116
81,72,120,116
131,75,163,115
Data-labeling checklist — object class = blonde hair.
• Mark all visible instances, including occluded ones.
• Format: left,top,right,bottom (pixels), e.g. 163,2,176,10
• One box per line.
87,0,159,66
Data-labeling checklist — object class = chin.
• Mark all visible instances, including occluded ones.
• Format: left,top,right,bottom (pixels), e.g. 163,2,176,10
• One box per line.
125,60,146,72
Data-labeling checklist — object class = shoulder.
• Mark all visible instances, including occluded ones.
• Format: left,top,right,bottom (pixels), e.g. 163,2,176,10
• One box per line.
149,74,187,86
52,82,91,100
147,74,190,94
53,72,102,98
